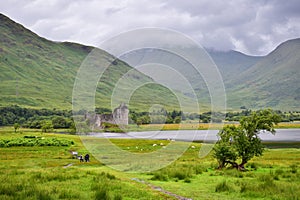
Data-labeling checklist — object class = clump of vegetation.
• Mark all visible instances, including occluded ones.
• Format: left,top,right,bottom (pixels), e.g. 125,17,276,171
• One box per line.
150,172,169,181
215,180,231,192
91,172,122,200
150,163,205,182
101,122,126,133
0,136,74,147
247,162,258,170
290,164,298,174
213,109,281,170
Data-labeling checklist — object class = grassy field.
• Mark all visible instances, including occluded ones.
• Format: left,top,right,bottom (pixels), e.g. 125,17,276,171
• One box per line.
0,127,299,199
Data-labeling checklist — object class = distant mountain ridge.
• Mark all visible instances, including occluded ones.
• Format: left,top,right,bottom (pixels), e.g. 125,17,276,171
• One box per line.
207,49,262,82
0,13,299,111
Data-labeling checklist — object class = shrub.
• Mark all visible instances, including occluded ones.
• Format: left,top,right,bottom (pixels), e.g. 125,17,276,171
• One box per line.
150,173,169,181
173,170,188,180
0,137,74,147
184,178,191,183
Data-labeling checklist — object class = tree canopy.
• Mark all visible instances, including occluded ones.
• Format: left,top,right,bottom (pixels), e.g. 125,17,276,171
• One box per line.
213,109,281,170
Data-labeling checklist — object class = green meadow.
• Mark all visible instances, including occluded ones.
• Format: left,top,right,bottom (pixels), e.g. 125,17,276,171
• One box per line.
0,127,299,200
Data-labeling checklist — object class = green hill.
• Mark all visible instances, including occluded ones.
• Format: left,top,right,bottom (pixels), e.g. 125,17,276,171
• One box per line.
0,13,185,112
227,38,300,110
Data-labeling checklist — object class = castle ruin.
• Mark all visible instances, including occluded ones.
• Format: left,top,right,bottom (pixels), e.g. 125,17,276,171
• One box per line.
88,103,129,128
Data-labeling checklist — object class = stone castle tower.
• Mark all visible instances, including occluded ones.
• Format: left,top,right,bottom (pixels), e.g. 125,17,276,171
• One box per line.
112,103,129,125
92,103,129,128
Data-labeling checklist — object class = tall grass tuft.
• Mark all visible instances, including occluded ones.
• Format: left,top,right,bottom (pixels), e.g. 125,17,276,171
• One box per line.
215,180,231,192
94,186,112,200
36,190,52,200
150,164,204,182
290,164,297,174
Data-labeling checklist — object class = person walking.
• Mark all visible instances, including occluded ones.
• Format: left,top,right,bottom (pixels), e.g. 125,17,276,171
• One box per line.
79,155,84,162
84,154,90,162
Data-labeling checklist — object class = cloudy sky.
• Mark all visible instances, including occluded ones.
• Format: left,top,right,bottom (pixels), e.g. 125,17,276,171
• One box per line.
1,0,300,55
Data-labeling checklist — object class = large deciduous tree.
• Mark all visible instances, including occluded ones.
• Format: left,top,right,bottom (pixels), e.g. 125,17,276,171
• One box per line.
213,109,281,171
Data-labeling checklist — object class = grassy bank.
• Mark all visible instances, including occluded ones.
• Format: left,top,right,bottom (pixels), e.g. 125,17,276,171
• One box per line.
0,127,299,199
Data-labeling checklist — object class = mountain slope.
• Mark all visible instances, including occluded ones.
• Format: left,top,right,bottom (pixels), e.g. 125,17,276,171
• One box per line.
0,14,183,111
120,47,262,110
207,49,262,82
227,38,300,110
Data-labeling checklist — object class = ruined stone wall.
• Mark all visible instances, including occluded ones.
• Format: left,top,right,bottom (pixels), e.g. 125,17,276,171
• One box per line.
93,103,129,128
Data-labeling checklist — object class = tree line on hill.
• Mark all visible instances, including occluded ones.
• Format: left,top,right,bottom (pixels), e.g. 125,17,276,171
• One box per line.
0,105,299,129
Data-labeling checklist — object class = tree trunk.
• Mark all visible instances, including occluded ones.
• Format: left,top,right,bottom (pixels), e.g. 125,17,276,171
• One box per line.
217,161,225,169
238,160,247,171
225,160,238,169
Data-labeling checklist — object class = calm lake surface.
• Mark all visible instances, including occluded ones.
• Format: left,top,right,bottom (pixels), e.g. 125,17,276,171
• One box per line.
91,129,300,142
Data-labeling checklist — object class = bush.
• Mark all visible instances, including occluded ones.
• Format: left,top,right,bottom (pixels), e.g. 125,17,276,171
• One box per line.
0,137,74,147
150,173,169,181
184,178,191,183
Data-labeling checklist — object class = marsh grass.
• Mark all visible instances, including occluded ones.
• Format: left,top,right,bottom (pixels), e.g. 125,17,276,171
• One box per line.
0,131,171,200
0,129,299,200
145,143,300,199
150,163,205,182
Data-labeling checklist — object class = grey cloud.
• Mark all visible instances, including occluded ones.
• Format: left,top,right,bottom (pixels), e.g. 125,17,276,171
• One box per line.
0,0,299,55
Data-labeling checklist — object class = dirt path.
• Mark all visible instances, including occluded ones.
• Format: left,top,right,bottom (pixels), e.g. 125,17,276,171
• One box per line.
131,178,192,200
63,163,74,168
